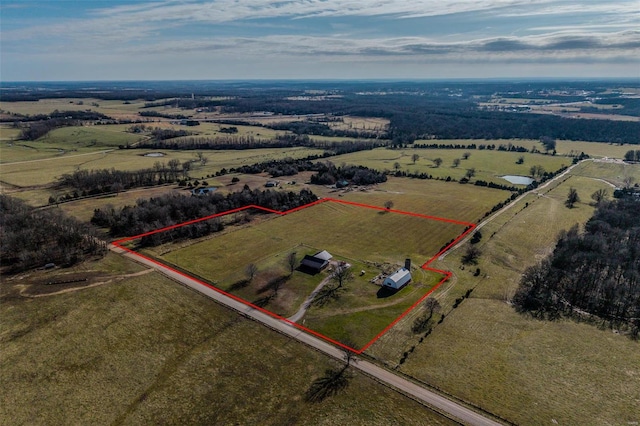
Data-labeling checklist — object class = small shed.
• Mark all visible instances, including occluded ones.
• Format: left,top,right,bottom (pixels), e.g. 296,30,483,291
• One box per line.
265,181,279,188
300,254,329,274
383,268,412,290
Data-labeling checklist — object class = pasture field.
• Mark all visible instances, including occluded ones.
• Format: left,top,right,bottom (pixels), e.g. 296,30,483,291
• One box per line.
0,257,454,426
413,138,636,158
330,147,570,186
339,176,512,224
174,121,286,140
145,200,465,348
572,159,640,187
0,147,323,188
367,163,640,425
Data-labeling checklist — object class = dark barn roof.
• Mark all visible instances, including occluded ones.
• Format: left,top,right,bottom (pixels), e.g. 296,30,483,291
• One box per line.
300,255,329,273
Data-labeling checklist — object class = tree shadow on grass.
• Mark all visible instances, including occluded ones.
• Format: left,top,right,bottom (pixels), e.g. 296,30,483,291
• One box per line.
305,367,351,403
228,279,250,292
251,294,275,308
311,285,346,307
257,275,290,294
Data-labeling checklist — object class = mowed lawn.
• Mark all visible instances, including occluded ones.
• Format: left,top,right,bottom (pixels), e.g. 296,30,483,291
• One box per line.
0,256,454,426
329,147,570,185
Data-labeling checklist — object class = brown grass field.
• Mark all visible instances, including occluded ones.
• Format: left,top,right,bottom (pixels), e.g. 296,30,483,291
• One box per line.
0,254,454,426
367,162,640,425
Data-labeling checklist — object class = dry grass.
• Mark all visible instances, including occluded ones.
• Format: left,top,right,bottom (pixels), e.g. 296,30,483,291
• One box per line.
366,165,640,425
0,257,454,426
329,147,570,186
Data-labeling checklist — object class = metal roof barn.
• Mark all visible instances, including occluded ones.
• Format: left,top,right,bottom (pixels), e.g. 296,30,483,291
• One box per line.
383,267,412,290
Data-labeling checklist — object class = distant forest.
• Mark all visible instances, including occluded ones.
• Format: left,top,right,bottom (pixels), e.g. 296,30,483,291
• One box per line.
513,198,640,338
2,80,639,144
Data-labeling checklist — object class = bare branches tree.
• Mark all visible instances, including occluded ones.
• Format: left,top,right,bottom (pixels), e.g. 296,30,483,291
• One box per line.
286,251,297,275
433,157,443,168
462,152,471,160
245,263,258,282
411,153,420,164
384,200,394,210
591,189,608,205
565,187,580,209
452,158,461,168
331,264,354,289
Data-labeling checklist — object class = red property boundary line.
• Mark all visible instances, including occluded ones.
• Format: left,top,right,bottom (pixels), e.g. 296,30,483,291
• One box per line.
112,198,475,354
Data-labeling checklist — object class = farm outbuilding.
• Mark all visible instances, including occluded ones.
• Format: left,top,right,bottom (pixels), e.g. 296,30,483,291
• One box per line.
300,254,329,274
383,267,412,290
313,250,333,261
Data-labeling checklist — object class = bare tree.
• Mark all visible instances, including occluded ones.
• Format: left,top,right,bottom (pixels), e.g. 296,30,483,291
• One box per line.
591,188,608,205
465,168,476,180
462,245,481,265
181,161,191,179
111,181,124,195
384,200,394,210
393,162,401,171
452,158,461,168
623,175,635,189
411,153,420,164
331,264,354,289
286,251,297,275
245,263,258,282
462,152,471,160
433,157,443,168
565,187,580,208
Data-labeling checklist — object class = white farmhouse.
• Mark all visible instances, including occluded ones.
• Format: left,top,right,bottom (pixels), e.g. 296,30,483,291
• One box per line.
383,267,412,290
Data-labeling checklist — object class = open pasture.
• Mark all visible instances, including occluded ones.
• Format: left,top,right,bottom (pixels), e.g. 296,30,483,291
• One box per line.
339,176,513,224
0,257,453,426
328,148,570,186
368,166,639,425
142,199,468,349
0,147,323,187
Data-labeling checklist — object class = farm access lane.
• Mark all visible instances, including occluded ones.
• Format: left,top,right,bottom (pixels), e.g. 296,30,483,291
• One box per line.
110,244,503,426
438,158,589,261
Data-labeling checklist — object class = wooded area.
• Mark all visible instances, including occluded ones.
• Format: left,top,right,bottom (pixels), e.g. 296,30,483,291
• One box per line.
0,195,106,272
91,187,318,245
513,198,640,338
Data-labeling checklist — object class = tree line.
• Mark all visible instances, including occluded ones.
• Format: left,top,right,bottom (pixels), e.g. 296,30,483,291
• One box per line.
512,198,640,338
91,187,318,245
13,110,110,140
0,195,106,272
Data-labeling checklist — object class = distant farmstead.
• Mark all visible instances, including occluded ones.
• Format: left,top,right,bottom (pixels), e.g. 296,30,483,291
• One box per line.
265,181,280,188
300,250,333,274
383,267,412,290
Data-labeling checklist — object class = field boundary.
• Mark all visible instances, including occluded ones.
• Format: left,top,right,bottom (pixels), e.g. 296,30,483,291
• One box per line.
112,198,475,353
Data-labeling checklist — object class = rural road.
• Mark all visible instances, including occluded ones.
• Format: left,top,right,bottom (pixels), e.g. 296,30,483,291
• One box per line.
439,158,589,260
110,244,503,426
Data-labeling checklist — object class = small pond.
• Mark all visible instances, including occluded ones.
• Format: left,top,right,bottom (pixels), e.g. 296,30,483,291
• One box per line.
501,175,534,185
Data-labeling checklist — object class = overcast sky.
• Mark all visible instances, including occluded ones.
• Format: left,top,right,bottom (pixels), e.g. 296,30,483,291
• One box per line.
2,0,639,81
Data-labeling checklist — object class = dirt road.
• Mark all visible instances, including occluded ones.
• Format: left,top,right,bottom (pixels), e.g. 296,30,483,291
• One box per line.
111,244,503,426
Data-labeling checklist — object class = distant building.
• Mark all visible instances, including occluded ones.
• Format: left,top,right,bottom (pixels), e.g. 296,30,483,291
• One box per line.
383,267,412,290
191,187,217,196
265,181,280,188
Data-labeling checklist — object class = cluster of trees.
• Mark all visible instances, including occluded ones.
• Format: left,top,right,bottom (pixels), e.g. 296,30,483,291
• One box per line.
310,163,387,186
91,187,318,244
624,150,640,162
139,110,189,119
413,142,529,152
513,198,640,338
15,110,110,140
0,195,106,272
59,160,189,194
149,128,193,140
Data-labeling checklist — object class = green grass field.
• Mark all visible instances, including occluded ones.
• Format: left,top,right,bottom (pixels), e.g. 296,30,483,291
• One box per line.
328,147,570,186
146,201,463,347
0,147,323,187
0,255,454,426
366,163,640,425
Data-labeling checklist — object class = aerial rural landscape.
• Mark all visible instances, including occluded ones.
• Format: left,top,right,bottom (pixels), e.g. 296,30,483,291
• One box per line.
1,1,639,425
